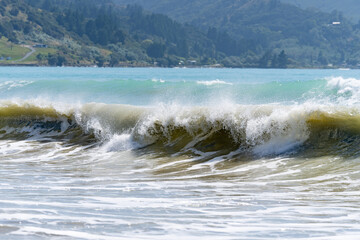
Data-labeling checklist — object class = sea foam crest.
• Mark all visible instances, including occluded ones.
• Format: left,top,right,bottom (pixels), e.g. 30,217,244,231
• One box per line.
1,100,354,157
326,76,360,104
246,105,309,155
132,102,311,155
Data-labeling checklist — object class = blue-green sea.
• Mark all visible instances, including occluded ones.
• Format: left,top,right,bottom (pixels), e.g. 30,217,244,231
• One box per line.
1,67,360,239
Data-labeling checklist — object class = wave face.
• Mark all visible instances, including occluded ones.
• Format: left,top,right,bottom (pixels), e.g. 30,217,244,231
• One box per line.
2,100,360,158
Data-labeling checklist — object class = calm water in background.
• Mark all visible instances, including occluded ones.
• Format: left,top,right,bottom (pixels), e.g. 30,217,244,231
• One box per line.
0,67,360,239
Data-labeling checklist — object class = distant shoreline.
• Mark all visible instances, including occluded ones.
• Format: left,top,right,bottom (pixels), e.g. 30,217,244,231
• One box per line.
0,64,355,70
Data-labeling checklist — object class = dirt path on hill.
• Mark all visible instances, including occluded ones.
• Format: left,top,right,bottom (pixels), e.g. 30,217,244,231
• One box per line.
14,45,36,62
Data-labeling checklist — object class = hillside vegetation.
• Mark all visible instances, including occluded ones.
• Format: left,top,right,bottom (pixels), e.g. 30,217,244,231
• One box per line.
281,0,360,23
115,0,360,68
1,0,360,68
0,0,229,67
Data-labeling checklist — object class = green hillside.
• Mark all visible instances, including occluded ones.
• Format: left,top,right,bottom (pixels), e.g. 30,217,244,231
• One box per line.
0,0,235,67
1,0,360,68
281,0,360,23
114,0,360,68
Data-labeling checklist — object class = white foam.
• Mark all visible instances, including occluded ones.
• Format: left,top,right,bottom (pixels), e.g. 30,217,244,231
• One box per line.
152,78,165,83
102,133,140,152
197,79,233,86
246,105,310,155
13,226,127,240
0,80,33,90
326,76,360,105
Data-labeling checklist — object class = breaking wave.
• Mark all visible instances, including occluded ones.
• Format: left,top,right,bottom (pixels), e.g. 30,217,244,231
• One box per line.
1,101,360,158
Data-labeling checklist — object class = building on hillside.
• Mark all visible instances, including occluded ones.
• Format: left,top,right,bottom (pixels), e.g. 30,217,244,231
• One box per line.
33,44,48,48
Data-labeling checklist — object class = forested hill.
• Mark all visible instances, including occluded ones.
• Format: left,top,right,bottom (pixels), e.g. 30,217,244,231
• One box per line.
281,0,360,23
1,0,360,68
114,0,360,68
0,0,232,67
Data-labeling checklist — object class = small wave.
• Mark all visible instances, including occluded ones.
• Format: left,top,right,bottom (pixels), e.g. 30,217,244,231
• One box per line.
0,80,33,91
151,78,165,83
196,79,232,86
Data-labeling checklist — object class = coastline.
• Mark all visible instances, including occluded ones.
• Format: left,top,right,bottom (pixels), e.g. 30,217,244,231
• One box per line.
0,63,355,69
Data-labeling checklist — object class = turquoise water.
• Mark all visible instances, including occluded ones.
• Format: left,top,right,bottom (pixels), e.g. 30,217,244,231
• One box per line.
2,67,359,105
1,67,360,239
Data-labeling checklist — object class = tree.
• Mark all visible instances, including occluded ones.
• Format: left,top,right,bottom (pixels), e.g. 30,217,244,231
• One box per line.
47,54,57,66
259,51,272,68
109,53,121,67
57,55,66,66
147,42,166,58
277,50,288,68
114,30,126,44
271,54,278,68
207,27,217,40
95,55,106,67
36,54,44,61
47,54,66,66
42,0,53,11
317,51,328,65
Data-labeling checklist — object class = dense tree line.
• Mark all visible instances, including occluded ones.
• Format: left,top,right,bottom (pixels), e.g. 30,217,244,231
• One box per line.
56,7,126,45
50,2,231,65
259,50,288,68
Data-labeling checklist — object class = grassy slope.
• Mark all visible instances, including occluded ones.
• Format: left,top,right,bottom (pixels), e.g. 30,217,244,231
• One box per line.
0,37,31,61
23,48,57,63
0,37,58,64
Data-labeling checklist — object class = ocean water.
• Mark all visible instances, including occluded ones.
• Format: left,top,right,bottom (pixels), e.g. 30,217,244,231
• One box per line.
1,67,360,239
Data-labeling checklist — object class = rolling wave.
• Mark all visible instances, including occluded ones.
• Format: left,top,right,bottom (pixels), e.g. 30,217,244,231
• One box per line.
1,101,360,158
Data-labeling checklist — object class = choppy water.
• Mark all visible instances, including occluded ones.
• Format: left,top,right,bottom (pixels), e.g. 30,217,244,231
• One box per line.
1,67,360,239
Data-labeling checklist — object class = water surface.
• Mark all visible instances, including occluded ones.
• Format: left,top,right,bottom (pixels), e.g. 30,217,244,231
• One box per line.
0,67,360,239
